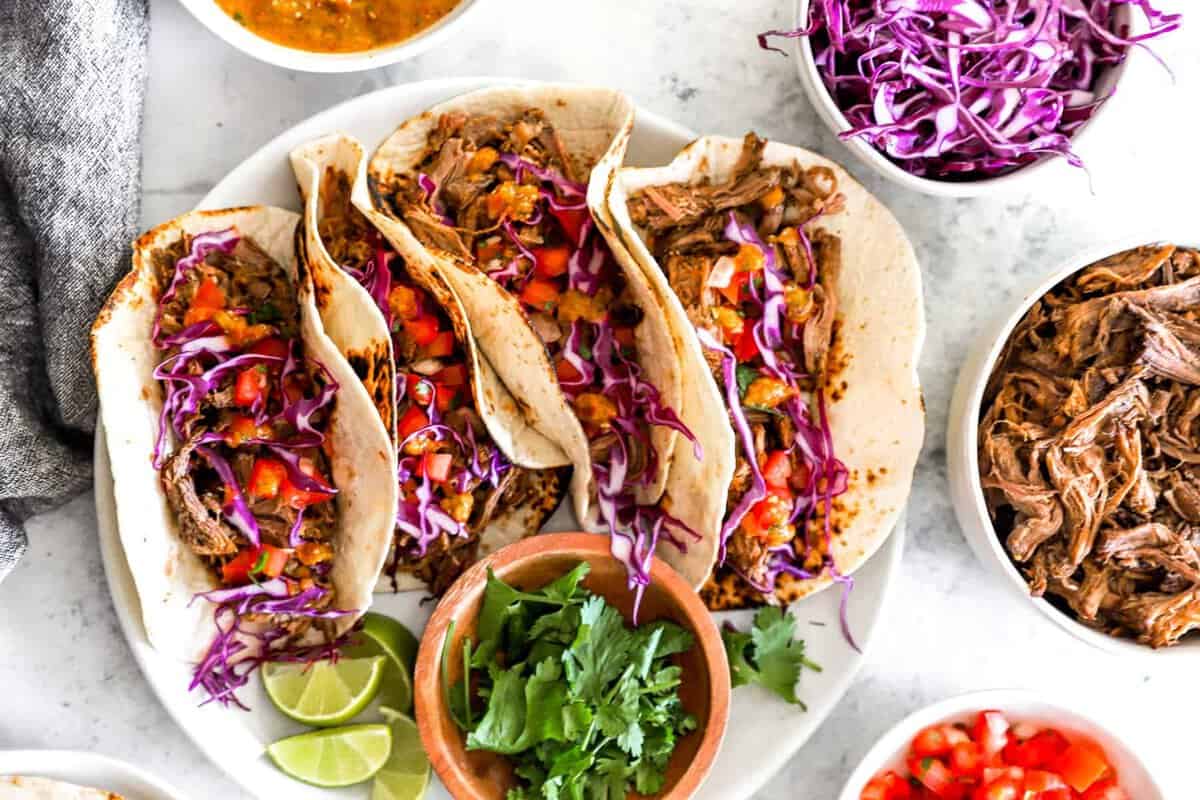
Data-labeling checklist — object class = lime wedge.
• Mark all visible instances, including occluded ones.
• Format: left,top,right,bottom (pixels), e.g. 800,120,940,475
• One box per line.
344,612,419,713
371,708,431,800
267,723,392,788
263,656,385,727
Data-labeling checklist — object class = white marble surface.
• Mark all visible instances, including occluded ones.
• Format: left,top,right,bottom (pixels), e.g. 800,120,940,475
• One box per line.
2,0,1197,797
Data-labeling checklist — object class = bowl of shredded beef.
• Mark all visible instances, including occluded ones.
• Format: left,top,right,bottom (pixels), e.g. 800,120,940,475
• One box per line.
949,240,1200,656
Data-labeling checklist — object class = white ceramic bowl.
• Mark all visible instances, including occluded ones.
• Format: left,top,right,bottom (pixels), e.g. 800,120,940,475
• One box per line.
837,690,1163,800
177,0,486,73
790,0,1132,197
947,232,1200,660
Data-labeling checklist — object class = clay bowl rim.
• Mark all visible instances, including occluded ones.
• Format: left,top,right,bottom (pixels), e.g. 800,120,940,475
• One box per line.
412,532,731,800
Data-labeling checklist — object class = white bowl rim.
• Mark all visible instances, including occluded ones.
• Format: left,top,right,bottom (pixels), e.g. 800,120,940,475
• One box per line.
789,0,1134,197
835,689,1165,800
954,229,1200,659
176,0,488,73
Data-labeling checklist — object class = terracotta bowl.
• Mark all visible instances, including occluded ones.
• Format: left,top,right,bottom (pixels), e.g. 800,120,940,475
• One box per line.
413,532,730,799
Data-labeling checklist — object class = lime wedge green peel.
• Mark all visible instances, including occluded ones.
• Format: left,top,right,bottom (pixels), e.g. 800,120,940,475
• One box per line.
263,655,385,727
372,708,431,800
267,723,392,788
343,611,419,713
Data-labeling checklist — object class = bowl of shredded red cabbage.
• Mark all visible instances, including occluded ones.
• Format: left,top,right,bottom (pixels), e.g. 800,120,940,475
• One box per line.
761,0,1180,192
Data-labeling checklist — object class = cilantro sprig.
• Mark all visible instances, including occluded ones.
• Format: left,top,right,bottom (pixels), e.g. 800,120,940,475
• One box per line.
722,607,821,708
445,562,697,799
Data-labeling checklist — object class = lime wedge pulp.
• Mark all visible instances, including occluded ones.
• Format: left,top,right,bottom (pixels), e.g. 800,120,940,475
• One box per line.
343,611,420,714
372,708,431,800
263,655,385,727
267,723,392,788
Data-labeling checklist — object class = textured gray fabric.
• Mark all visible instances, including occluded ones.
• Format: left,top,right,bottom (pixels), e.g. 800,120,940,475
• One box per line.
0,0,149,580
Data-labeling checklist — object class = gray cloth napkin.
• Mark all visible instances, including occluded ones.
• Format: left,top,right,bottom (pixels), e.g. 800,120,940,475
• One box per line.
0,0,149,580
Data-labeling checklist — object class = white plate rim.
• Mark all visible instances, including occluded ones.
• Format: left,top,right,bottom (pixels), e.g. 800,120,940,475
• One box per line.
0,749,191,800
99,76,909,800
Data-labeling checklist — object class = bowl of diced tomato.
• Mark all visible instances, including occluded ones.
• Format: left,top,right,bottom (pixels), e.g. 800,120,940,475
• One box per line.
839,690,1162,800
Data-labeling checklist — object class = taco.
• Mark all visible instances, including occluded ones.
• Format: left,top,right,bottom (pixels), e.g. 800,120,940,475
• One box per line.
2,776,122,799
606,133,925,611
367,86,702,603
290,133,568,595
91,207,396,705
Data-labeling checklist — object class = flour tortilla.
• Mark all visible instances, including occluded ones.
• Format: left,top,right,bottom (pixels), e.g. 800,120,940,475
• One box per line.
366,84,685,534
90,207,397,662
606,136,926,605
290,133,568,591
1,776,121,799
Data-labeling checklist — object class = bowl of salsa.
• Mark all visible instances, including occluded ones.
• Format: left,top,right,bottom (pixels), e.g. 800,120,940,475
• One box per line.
178,0,483,72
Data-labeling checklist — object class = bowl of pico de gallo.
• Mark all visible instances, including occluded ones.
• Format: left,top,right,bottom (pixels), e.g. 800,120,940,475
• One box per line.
838,690,1162,800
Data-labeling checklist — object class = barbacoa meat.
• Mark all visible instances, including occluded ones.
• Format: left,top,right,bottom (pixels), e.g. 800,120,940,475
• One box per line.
980,244,1200,647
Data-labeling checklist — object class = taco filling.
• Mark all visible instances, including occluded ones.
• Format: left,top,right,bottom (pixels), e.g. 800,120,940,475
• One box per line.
627,133,851,608
377,109,698,607
152,227,348,706
319,170,553,595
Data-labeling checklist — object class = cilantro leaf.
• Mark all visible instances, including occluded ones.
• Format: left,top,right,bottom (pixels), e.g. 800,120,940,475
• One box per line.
722,606,822,707
735,363,759,397
450,562,696,800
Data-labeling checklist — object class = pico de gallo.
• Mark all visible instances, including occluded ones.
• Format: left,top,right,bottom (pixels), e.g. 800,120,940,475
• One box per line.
862,710,1130,800
627,132,852,622
152,225,349,708
318,168,555,595
378,109,698,614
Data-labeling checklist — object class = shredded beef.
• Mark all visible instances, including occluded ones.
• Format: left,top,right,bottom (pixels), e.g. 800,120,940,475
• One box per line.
980,243,1200,647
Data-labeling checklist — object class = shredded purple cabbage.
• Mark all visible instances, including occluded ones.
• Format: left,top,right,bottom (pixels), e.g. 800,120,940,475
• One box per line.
761,0,1180,180
189,579,355,709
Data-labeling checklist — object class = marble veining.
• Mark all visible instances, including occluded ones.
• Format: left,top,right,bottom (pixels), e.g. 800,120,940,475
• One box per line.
1,0,1194,797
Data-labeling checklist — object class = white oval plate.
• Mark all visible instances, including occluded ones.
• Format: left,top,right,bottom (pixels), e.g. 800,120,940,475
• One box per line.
0,750,189,800
96,77,906,800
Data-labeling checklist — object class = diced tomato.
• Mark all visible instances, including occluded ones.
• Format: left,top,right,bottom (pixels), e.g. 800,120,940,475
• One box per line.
974,776,1020,800
550,206,589,246
1054,742,1110,792
224,414,265,447
943,727,971,747
406,374,435,406
424,331,455,359
949,742,982,779
434,383,459,413
734,324,759,362
234,365,270,408
476,239,504,263
248,336,289,360
220,545,290,584
556,356,583,384
974,711,1010,760
1023,770,1068,793
420,452,452,483
404,315,441,346
434,363,468,387
1037,791,1075,800
520,278,561,311
247,458,287,500
280,458,335,509
718,271,749,306
759,451,792,492
913,726,951,758
532,246,570,278
1081,778,1128,800
982,767,1024,785
908,757,957,798
184,277,226,325
861,771,912,800
398,405,430,440
613,327,636,348
1005,730,1069,769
